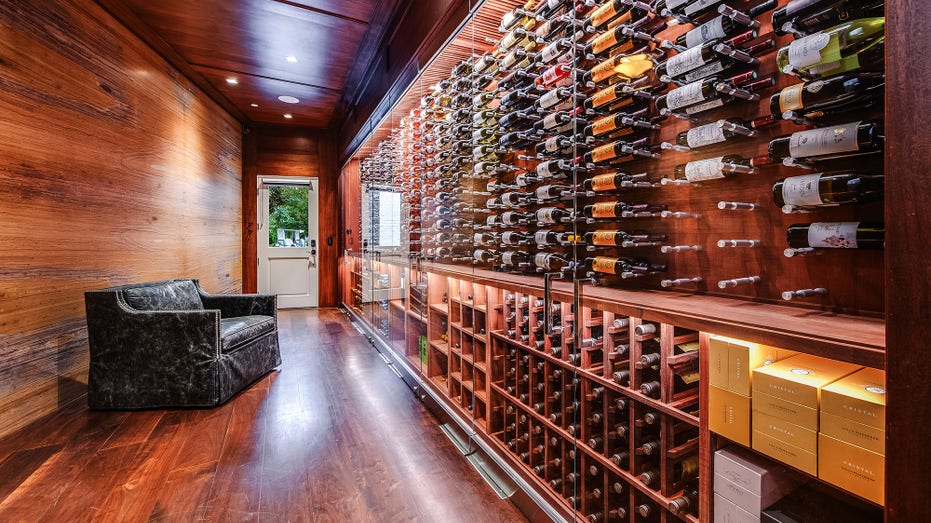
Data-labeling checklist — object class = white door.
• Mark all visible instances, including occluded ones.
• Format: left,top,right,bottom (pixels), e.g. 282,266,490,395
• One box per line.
258,178,319,308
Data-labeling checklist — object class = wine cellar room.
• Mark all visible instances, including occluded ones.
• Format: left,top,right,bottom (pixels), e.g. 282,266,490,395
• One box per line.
340,0,925,521
0,0,927,521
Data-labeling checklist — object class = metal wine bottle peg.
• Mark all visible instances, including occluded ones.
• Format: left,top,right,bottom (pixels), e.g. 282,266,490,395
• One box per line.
661,245,702,253
661,277,703,288
718,5,761,29
781,204,814,214
781,110,817,126
717,239,760,248
659,40,687,53
720,162,756,174
717,119,757,137
714,43,759,64
661,142,691,153
717,276,761,289
718,201,759,211
781,288,828,300
783,247,821,257
661,211,701,219
661,177,690,186
715,82,759,101
660,108,697,121
782,157,816,170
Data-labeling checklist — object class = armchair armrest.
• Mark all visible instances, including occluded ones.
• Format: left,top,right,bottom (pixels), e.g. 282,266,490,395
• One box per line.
197,284,277,320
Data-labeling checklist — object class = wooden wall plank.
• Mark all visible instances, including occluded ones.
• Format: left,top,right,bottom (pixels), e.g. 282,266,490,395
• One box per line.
0,0,243,438
241,125,339,306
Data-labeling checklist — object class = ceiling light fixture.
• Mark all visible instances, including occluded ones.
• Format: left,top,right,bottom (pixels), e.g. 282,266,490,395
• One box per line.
286,56,298,63
278,95,300,104
283,114,293,119
225,77,238,85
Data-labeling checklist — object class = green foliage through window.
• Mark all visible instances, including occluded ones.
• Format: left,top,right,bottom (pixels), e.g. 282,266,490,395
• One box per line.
268,186,308,247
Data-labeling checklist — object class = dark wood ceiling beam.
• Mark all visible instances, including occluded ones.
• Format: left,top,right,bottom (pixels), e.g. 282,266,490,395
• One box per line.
189,63,343,93
270,0,370,25
93,0,247,123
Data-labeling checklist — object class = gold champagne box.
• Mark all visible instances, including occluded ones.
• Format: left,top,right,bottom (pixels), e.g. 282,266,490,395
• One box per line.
752,354,862,411
818,432,885,505
752,410,817,454
752,429,817,476
820,367,886,432
709,385,751,446
708,335,797,396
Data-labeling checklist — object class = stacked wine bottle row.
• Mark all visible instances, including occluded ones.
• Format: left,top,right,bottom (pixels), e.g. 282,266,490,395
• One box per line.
356,0,886,314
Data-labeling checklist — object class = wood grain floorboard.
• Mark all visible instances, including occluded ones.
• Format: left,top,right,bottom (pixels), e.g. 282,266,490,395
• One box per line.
0,309,528,522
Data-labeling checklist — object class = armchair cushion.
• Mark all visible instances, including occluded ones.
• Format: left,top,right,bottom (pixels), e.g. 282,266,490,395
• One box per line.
220,315,276,353
122,279,204,311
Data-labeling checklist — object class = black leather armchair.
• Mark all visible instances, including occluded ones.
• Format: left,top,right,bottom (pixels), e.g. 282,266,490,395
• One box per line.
84,279,281,409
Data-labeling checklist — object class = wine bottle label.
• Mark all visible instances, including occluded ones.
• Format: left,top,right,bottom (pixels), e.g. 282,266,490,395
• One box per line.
591,202,619,218
537,208,557,223
781,173,825,206
788,121,860,158
666,80,707,110
535,230,553,245
807,222,859,248
590,173,618,192
592,230,619,246
590,2,619,27
685,122,727,148
778,83,805,113
591,86,620,108
684,157,726,181
543,136,562,152
502,252,518,265
683,60,725,82
680,369,701,384
536,186,553,200
540,41,564,63
502,231,517,244
592,30,620,55
591,143,618,163
685,0,723,16
591,256,618,274
543,112,559,129
684,98,724,114
667,0,691,9
592,115,619,136
474,233,485,244
590,57,621,83
685,16,727,48
539,89,561,109
666,46,706,78
486,216,498,226
537,161,554,178
787,32,832,69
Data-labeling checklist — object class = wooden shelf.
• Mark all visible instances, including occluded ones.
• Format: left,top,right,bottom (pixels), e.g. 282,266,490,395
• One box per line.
428,340,448,357
430,303,448,315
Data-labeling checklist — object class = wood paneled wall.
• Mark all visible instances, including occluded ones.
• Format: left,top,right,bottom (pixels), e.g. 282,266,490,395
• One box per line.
339,160,362,305
242,125,339,306
0,0,243,437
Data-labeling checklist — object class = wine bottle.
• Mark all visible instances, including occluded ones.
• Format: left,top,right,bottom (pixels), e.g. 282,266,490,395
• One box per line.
641,367,700,398
640,455,699,487
675,9,760,49
655,72,769,115
769,72,885,121
673,116,775,150
501,231,531,245
767,120,884,163
773,0,885,37
537,86,586,112
584,22,651,58
584,230,667,248
535,206,573,224
583,82,659,111
473,232,501,246
535,184,572,202
535,229,576,247
668,485,699,516
584,109,656,139
775,17,885,78
786,222,884,249
534,253,573,271
585,256,667,276
581,139,655,165
584,0,645,30
582,201,667,219
772,172,883,209
667,154,770,183
582,172,652,192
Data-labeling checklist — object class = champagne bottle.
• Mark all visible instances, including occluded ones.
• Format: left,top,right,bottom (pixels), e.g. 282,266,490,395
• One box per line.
772,172,883,209
775,18,885,78
584,230,667,247
769,72,885,120
767,120,884,162
655,72,768,115
585,256,667,276
786,222,884,249
772,0,885,37
584,22,651,58
582,201,667,219
584,0,646,30
582,172,651,192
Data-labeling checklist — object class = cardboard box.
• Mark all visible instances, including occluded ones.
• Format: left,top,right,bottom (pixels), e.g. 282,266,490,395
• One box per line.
752,430,818,476
820,411,884,455
708,335,797,395
752,391,819,430
752,354,862,411
820,367,886,432
709,385,751,446
818,433,885,505
715,472,799,516
714,446,800,497
752,410,817,454
715,492,760,523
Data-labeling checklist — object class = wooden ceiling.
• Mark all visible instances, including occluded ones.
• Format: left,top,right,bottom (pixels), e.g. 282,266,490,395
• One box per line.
114,0,393,128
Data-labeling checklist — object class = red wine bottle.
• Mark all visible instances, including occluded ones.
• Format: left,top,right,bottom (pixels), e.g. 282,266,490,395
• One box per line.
786,222,884,249
769,72,885,121
772,172,884,209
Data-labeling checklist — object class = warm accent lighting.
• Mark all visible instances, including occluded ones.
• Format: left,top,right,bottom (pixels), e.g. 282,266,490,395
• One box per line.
278,95,300,104
226,77,239,85
250,103,259,107
283,114,293,119
286,55,298,63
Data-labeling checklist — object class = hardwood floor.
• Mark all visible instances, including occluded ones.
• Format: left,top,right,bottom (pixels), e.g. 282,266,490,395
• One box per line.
0,309,528,522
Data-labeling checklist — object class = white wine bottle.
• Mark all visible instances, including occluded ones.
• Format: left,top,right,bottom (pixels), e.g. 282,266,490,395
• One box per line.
775,17,885,78
772,172,883,210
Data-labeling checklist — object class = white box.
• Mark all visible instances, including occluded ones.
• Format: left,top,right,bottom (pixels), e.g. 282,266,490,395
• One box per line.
714,447,801,498
715,472,798,516
714,493,759,523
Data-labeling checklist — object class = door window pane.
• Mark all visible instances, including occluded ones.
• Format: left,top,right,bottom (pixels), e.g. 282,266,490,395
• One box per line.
268,186,309,247
375,191,402,247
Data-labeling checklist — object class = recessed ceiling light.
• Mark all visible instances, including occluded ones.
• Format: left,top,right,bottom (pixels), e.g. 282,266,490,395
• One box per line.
250,103,259,107
278,95,300,104
286,56,298,63
226,77,238,85
283,114,293,119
